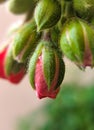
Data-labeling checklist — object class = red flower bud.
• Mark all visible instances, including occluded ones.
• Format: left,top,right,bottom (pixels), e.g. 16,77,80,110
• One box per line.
0,43,26,84
28,41,65,99
35,56,60,99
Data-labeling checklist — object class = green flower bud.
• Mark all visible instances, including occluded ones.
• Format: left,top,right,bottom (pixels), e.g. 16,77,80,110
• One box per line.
7,0,35,14
60,18,94,69
28,40,65,99
34,0,61,31
12,20,41,63
73,0,94,20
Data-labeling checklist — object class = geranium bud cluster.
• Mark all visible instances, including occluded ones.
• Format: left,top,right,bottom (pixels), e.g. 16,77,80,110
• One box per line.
0,0,94,99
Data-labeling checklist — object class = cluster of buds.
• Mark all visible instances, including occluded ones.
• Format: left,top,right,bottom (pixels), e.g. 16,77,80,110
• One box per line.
0,0,94,99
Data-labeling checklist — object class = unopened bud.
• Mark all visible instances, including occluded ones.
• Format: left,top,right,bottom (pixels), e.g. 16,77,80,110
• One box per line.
0,40,26,84
4,43,25,77
60,18,94,69
34,0,61,31
12,20,41,62
28,40,65,99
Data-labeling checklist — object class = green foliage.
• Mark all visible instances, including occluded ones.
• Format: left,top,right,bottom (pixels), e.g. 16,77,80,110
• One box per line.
16,84,94,130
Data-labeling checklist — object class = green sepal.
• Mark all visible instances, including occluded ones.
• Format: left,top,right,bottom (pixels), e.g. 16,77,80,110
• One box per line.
4,45,25,76
19,31,38,62
12,20,37,62
16,31,41,63
60,18,85,64
28,42,43,89
42,46,56,90
34,0,61,31
55,57,65,89
4,47,14,76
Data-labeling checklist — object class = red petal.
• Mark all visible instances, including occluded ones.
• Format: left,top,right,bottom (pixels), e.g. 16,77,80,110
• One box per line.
35,56,59,99
0,46,7,78
8,69,25,84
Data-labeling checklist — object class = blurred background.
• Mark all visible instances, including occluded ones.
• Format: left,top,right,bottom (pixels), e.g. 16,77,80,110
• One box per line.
0,3,94,130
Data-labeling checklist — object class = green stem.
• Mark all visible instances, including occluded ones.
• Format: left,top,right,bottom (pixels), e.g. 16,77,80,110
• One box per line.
62,1,75,18
60,0,76,26
42,30,51,42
